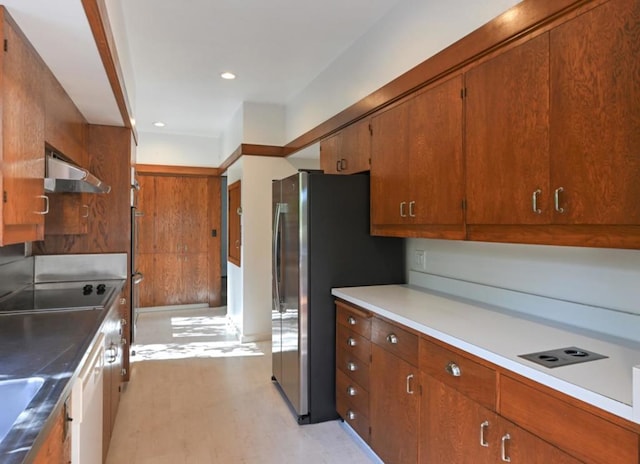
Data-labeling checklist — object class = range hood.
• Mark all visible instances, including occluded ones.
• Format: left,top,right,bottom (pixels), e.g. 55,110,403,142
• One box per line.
44,154,111,194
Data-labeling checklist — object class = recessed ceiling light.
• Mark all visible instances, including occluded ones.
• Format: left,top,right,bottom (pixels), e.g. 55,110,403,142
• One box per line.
221,72,236,80
153,121,166,128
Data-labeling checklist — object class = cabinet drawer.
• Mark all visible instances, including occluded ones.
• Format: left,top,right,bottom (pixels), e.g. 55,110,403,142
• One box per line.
501,375,639,464
337,347,370,390
336,368,369,415
337,391,370,443
371,317,418,366
336,300,371,339
419,337,496,410
336,324,371,365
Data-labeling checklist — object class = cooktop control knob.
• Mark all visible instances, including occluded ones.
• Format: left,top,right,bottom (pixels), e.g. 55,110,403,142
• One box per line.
83,284,93,295
97,284,106,294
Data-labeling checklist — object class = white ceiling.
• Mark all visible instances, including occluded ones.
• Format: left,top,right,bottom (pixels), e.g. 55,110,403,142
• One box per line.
2,0,403,141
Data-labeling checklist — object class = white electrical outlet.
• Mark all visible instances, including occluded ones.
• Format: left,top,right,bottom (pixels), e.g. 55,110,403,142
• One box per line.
414,249,426,270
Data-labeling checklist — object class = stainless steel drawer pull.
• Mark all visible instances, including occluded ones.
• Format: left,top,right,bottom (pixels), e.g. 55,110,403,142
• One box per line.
346,410,356,421
347,316,357,326
120,318,127,326
480,420,489,447
554,187,565,213
347,362,358,372
35,195,49,215
406,374,414,394
347,386,357,396
501,434,511,462
445,362,461,377
400,201,407,217
532,189,542,214
347,337,357,347
386,333,398,344
120,337,127,346
409,201,416,217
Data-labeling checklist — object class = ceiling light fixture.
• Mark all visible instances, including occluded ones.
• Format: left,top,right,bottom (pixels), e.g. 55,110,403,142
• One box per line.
153,121,166,128
220,72,236,80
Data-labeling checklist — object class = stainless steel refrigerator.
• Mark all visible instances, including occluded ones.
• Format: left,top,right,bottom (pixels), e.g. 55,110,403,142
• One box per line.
272,171,404,424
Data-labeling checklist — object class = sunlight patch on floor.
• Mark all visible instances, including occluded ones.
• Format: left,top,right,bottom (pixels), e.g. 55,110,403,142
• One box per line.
130,340,264,362
130,309,264,362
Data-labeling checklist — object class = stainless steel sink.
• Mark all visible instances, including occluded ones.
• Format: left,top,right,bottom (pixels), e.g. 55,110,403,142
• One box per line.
0,377,45,443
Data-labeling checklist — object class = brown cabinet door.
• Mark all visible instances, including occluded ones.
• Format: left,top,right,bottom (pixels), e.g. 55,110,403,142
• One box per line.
407,76,464,226
182,252,209,304
495,416,583,464
1,18,46,242
370,344,418,464
155,176,183,253
465,33,550,225
44,193,89,235
228,180,241,265
371,101,411,226
420,374,494,464
154,253,184,306
550,0,640,225
320,132,340,174
182,176,209,253
137,175,156,254
321,119,371,175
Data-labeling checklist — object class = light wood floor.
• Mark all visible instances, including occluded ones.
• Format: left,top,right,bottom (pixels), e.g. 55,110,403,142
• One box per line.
106,307,379,464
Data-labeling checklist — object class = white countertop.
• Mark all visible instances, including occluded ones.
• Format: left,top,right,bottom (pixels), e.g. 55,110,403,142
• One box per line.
332,284,640,424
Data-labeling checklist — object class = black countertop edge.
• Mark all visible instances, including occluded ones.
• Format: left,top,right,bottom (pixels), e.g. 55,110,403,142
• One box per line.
0,279,125,464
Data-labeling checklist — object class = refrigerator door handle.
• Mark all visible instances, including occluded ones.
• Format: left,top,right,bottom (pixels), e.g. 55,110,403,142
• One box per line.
273,202,283,313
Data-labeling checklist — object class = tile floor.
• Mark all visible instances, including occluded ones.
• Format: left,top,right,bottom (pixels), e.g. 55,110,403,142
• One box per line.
106,307,380,464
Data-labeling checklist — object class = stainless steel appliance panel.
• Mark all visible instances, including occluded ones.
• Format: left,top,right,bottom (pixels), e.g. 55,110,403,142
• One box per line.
272,181,283,389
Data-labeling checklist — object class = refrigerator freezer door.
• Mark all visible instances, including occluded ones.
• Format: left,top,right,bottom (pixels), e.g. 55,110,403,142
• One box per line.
272,173,309,418
272,182,283,387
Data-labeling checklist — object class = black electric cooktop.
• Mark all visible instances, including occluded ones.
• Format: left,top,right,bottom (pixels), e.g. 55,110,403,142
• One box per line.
0,282,116,314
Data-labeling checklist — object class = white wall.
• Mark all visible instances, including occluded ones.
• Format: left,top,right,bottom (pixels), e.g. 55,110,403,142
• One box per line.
226,159,244,332
136,131,223,167
285,0,520,140
226,157,298,341
407,239,640,342
243,103,286,146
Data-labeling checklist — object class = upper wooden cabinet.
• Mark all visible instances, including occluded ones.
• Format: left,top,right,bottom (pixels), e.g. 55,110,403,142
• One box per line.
465,33,551,225
549,0,640,225
0,11,46,246
463,0,640,247
320,118,371,175
370,75,465,239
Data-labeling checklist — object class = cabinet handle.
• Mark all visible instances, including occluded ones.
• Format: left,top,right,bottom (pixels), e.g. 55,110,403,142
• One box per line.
347,386,357,396
386,333,398,344
82,204,90,218
106,344,117,364
532,189,542,214
235,240,240,248
400,201,407,217
347,362,358,372
340,159,347,171
554,187,565,213
480,420,489,447
406,374,414,394
121,368,127,377
347,316,356,326
336,160,342,172
501,434,511,462
35,195,49,215
445,362,461,377
184,244,188,252
346,410,357,421
120,318,127,326
120,337,127,346
347,337,357,347
409,201,416,217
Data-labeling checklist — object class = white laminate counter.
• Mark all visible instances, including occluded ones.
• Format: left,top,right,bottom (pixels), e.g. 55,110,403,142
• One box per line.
332,284,640,425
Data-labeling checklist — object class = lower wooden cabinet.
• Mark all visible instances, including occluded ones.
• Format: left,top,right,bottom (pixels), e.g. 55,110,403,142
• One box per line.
32,399,71,464
420,374,581,464
335,299,640,464
370,343,419,464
